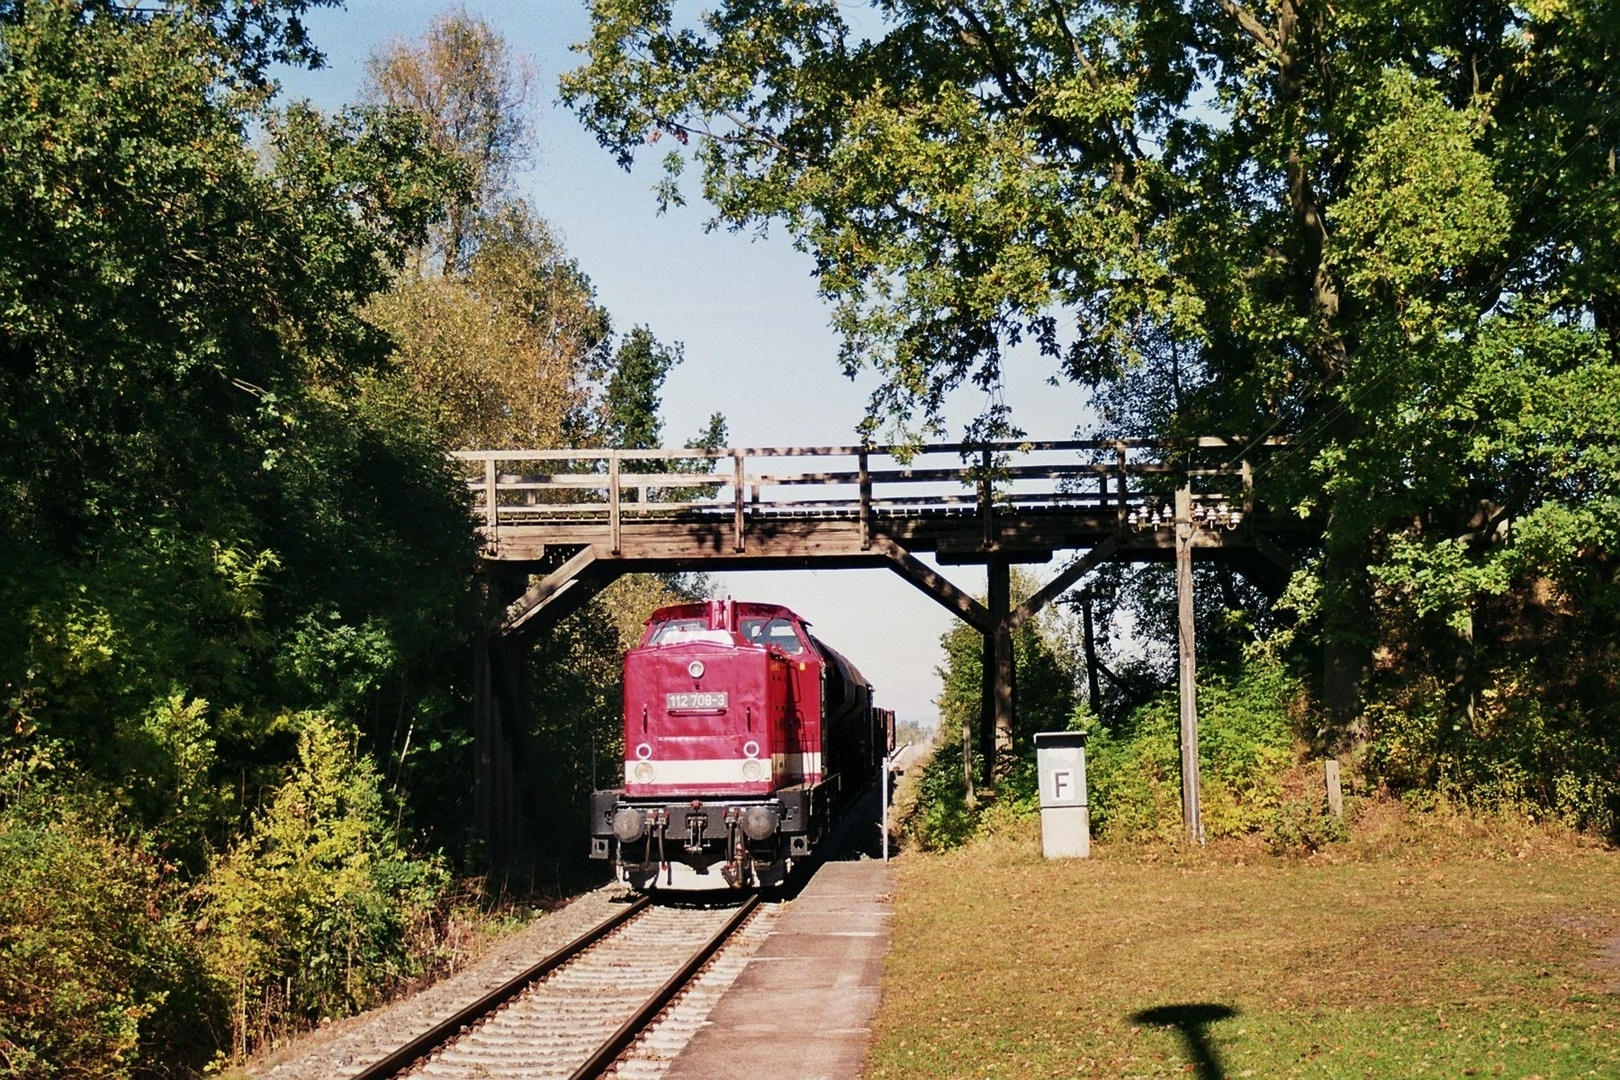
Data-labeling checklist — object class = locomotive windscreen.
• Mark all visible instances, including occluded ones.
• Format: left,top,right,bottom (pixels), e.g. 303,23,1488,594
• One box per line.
739,616,806,654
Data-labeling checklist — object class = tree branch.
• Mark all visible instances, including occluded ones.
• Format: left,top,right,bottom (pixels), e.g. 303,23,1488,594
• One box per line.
941,2,1031,108
1213,0,1279,56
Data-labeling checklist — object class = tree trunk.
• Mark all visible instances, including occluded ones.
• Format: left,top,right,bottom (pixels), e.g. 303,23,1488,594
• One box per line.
1321,524,1372,754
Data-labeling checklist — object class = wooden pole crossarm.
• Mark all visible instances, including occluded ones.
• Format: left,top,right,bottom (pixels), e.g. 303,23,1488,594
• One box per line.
1008,534,1122,630
873,539,992,632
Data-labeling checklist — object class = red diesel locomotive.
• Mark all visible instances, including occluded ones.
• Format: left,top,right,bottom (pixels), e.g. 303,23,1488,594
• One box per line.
589,599,894,890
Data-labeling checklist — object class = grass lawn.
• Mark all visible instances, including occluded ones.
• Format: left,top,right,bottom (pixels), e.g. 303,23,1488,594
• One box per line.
869,814,1619,1079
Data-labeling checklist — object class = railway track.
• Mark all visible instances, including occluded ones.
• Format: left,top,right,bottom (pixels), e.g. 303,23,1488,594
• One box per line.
350,895,768,1080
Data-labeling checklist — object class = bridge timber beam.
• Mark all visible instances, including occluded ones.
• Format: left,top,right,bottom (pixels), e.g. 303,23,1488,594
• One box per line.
872,539,991,632
500,547,623,641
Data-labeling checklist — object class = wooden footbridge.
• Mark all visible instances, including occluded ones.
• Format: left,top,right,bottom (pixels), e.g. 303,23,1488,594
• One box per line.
458,439,1304,858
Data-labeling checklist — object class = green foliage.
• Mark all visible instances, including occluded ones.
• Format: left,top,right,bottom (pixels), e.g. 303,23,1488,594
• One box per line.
595,326,682,449
934,569,1078,754
912,644,1311,852
0,775,218,1079
911,578,1079,851
1087,657,1299,842
904,734,976,852
1365,667,1619,837
203,715,447,1057
367,204,612,451
1264,796,1350,855
363,6,534,273
0,5,491,1072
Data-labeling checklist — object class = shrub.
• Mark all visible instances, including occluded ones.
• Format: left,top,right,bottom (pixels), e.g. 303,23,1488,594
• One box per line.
905,656,1319,851
903,733,977,851
1083,655,1300,842
203,714,447,1059
1264,796,1349,854
0,781,216,1079
1364,667,1619,837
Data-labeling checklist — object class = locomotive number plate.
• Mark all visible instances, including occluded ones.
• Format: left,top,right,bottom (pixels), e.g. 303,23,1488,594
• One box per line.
666,691,728,711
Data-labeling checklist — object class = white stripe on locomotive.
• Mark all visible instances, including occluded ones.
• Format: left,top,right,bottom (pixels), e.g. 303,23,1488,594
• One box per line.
623,752,823,785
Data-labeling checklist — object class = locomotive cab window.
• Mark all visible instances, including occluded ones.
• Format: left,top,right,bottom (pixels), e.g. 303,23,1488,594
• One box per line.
648,618,707,645
740,616,806,655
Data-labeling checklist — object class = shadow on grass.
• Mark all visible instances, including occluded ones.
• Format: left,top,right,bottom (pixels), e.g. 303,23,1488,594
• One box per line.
1131,1003,1239,1080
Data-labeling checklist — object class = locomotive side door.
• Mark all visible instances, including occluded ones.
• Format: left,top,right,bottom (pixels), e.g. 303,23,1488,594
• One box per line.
743,614,820,785
778,620,822,786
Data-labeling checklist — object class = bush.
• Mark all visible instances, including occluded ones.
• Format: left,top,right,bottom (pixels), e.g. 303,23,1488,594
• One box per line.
0,781,216,1079
203,714,447,1059
1365,669,1619,837
903,733,978,851
1087,656,1299,842
1264,796,1349,854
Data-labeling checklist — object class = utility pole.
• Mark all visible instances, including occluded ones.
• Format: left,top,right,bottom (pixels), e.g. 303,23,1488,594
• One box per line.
1175,485,1204,844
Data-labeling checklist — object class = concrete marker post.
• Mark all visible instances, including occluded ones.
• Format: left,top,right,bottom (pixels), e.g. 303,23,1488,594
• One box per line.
1034,731,1090,858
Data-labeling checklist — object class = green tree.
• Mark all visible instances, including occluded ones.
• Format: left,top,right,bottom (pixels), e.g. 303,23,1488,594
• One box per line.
0,9,482,1070
0,780,215,1080
563,0,1620,768
581,323,729,476
367,204,613,450
0,0,478,853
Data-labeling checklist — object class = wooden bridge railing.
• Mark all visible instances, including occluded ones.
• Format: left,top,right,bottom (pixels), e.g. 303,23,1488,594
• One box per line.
450,438,1286,550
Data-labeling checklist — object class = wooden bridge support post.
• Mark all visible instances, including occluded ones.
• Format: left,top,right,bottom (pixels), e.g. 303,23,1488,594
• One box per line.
981,558,1015,784
473,633,526,867
473,570,532,869
1080,589,1102,716
1175,486,1204,844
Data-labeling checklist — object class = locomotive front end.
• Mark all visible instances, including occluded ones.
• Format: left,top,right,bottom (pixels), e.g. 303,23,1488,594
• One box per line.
590,600,820,890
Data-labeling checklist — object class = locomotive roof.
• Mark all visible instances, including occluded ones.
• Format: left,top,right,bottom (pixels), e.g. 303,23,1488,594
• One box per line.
643,600,809,626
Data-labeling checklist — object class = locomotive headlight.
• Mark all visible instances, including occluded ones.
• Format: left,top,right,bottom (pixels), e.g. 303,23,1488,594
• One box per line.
741,806,780,841
741,758,765,782
687,660,705,678
632,762,655,784
612,807,645,843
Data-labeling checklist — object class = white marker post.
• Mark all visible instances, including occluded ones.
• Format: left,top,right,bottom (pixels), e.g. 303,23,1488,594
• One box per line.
881,744,906,862
1034,731,1091,858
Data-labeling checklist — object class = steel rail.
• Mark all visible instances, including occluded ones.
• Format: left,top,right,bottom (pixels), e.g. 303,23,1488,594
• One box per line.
351,895,653,1080
567,895,762,1080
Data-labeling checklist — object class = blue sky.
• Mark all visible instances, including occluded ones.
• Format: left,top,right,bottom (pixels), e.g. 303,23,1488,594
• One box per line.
277,1,1097,730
